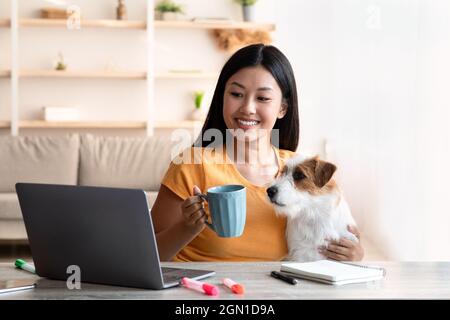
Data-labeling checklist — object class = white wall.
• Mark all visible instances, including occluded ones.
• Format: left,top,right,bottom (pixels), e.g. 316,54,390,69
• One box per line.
418,1,450,260
264,0,450,261
325,0,450,261
270,0,332,158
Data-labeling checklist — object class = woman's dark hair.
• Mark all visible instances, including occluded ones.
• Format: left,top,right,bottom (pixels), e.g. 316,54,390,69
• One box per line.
195,43,299,151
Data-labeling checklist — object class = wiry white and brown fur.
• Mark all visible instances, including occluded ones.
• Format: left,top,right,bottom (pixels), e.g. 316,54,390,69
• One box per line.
267,155,358,262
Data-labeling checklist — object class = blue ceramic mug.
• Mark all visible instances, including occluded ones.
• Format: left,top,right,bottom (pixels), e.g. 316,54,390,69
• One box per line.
199,185,246,238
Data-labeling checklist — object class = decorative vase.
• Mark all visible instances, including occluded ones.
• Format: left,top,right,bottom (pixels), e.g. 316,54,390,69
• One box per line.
54,52,67,71
116,0,127,20
162,12,178,21
189,108,206,121
242,5,255,22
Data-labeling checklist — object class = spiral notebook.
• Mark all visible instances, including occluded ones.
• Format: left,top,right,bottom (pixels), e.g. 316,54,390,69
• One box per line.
280,260,386,286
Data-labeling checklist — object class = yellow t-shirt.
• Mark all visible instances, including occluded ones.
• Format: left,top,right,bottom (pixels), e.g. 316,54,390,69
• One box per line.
161,146,296,262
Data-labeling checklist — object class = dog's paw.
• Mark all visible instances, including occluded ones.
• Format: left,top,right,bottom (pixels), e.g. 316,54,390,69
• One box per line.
343,231,359,243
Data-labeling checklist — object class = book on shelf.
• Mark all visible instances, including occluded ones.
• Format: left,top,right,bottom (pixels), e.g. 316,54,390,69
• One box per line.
43,107,80,122
40,7,70,19
280,260,386,286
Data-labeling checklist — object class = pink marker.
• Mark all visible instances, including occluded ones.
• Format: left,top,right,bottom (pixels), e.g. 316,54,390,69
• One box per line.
222,278,245,294
181,277,219,296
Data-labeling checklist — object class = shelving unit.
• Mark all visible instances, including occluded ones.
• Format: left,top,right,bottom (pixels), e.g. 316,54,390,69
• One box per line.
1,0,275,135
1,0,154,135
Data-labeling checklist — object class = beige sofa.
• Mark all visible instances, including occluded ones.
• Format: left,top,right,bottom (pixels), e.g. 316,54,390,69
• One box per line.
0,134,180,241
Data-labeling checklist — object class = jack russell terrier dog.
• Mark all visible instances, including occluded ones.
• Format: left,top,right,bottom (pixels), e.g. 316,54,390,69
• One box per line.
267,155,358,262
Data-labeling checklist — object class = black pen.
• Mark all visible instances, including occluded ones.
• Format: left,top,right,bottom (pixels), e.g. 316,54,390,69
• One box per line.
270,271,298,285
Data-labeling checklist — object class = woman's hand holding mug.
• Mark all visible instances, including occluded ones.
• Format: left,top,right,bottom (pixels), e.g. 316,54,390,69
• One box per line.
180,185,207,235
181,184,247,238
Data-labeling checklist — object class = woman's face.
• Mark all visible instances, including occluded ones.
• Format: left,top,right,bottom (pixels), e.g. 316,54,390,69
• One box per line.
223,66,286,143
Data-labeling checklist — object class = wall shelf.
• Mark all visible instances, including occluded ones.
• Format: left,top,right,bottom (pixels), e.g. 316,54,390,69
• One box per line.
0,70,11,78
19,18,146,29
0,19,10,27
19,120,147,129
154,20,275,31
20,70,147,79
0,121,11,128
15,120,202,129
16,19,274,31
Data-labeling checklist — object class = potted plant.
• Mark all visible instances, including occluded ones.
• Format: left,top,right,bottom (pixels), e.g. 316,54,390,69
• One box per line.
234,0,258,22
54,52,67,71
190,90,206,121
155,0,184,21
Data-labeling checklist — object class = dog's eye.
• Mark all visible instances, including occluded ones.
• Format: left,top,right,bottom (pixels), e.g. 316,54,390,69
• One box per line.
293,171,306,181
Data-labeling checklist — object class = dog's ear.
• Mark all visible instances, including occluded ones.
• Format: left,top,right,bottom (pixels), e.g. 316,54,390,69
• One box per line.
313,158,337,188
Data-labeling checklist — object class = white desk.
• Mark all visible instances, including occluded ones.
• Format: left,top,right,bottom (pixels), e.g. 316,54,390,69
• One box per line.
1,261,449,299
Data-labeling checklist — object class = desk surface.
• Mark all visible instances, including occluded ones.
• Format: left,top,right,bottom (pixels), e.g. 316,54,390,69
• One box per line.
1,261,449,299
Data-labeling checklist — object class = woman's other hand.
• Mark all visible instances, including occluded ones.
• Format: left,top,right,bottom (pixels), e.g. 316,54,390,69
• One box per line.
319,225,365,261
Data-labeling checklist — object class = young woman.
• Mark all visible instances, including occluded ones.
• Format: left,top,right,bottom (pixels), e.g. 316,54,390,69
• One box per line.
151,44,364,262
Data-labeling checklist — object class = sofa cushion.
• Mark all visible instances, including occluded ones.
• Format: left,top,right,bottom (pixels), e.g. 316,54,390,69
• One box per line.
0,193,22,220
79,134,179,191
0,220,27,240
0,135,80,192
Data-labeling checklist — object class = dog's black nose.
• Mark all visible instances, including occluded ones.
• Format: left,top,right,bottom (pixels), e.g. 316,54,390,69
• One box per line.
266,186,278,199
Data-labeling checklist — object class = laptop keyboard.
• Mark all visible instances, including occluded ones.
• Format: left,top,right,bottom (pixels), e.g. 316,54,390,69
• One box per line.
161,267,211,284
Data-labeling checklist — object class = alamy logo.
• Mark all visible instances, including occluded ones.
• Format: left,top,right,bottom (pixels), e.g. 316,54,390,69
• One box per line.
366,4,382,30
66,265,81,289
170,128,280,167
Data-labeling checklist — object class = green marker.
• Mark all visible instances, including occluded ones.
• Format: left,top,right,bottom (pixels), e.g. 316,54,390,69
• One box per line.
15,259,36,274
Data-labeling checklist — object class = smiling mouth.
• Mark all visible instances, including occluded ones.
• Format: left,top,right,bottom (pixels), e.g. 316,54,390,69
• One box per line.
235,118,261,127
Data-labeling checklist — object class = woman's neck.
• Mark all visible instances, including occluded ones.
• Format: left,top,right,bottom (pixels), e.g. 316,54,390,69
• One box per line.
228,137,274,166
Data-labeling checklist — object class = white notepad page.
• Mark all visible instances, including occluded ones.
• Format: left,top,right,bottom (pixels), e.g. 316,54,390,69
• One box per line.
281,260,385,282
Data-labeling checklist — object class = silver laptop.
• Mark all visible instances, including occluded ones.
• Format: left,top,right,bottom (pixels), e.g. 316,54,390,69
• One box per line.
15,183,215,289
